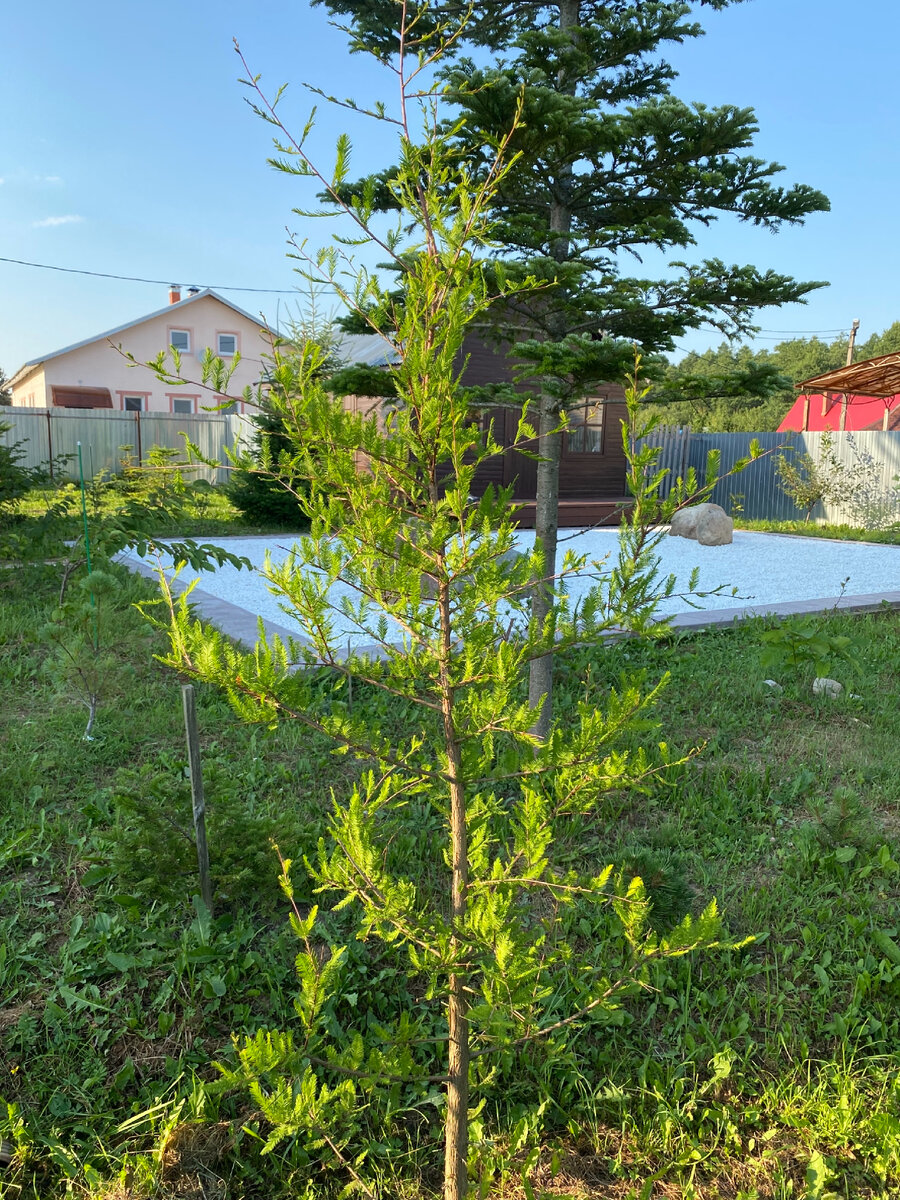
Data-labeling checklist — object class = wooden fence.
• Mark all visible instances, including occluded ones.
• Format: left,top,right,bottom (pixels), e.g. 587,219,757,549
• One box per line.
0,408,254,484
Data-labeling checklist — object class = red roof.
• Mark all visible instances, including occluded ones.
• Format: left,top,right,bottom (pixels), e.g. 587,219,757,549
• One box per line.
778,391,900,433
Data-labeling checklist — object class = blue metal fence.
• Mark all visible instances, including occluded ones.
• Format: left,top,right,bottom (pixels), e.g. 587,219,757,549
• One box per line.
638,428,900,524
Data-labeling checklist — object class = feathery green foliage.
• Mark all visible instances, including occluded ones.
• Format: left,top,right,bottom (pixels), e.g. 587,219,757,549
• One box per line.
132,18,751,1198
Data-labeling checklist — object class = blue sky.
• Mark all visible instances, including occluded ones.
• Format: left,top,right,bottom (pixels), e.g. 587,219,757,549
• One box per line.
2,0,897,376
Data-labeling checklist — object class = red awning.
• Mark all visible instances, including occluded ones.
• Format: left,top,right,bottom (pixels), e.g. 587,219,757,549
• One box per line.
50,386,113,409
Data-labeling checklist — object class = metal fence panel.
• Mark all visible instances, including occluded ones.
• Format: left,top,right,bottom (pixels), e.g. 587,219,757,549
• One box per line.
139,413,228,482
687,432,795,521
0,408,256,485
636,429,900,524
44,409,137,480
9,407,900,525
1,410,52,475
637,425,691,499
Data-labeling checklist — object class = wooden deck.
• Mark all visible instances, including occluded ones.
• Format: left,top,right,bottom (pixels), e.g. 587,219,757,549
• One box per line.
512,498,634,528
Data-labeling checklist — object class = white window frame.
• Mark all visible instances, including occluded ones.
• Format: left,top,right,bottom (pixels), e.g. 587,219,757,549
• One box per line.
170,329,191,353
217,332,238,357
565,397,606,455
123,395,145,412
172,397,195,415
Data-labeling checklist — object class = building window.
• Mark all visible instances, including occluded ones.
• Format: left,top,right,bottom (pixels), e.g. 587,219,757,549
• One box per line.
172,397,195,415
170,329,191,353
217,333,237,357
566,398,605,453
123,395,144,412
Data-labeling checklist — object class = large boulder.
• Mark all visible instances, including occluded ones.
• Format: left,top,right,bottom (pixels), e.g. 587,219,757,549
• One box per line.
669,503,733,546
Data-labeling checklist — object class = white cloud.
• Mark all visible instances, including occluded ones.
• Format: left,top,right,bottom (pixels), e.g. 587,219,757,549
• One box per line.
32,214,84,228
0,169,62,186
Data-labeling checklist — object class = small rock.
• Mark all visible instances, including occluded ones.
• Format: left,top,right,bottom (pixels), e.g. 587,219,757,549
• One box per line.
763,679,783,693
669,503,733,545
812,676,843,698
696,506,734,546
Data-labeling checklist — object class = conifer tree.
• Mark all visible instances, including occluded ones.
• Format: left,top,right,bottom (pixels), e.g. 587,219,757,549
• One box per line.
317,0,830,736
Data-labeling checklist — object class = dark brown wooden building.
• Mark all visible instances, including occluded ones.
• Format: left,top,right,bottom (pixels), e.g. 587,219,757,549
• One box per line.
458,331,631,527
341,329,632,526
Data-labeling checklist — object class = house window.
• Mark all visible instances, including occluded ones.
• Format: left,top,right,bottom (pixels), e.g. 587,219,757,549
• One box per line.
566,398,605,453
123,395,144,412
217,333,237,357
170,329,191,353
172,397,195,415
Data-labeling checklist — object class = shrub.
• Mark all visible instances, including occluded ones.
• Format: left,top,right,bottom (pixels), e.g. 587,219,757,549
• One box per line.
227,404,310,528
0,421,42,522
775,445,827,521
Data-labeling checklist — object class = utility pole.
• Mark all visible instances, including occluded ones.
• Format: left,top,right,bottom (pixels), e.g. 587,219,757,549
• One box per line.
839,318,860,432
846,318,860,366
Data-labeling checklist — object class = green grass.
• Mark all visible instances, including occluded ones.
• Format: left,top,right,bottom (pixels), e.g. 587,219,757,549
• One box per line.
16,478,297,541
735,518,900,546
3,496,900,1197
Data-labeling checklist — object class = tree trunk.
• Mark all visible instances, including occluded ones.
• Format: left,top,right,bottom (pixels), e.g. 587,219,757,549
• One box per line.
527,0,579,739
438,576,470,1200
444,965,469,1200
528,396,561,741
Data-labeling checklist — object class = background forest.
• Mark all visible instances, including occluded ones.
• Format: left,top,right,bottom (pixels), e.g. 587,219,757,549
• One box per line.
648,321,900,432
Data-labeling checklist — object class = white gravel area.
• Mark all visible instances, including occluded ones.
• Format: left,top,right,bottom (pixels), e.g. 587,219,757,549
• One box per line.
123,528,900,647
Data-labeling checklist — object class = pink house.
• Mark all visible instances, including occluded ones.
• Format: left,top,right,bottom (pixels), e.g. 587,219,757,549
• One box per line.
7,287,279,415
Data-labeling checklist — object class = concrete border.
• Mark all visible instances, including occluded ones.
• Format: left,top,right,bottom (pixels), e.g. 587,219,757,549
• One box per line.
125,557,304,650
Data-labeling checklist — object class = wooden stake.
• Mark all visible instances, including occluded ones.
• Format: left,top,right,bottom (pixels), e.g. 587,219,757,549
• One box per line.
181,684,214,914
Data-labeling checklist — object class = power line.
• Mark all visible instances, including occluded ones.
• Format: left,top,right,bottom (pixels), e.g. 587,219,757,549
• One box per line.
745,333,847,342
0,256,866,338
0,255,299,294
755,328,848,335
697,322,850,337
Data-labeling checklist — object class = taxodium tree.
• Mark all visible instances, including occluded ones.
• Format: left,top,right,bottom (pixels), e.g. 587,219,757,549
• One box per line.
151,14,731,1200
316,0,830,736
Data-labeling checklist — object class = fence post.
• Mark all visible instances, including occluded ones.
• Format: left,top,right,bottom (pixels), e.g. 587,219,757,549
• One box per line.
135,411,143,467
46,410,54,482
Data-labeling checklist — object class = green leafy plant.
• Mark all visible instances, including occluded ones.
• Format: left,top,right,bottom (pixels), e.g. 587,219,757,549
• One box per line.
226,400,311,528
38,567,131,740
104,755,323,910
760,605,861,683
320,0,828,735
819,433,900,531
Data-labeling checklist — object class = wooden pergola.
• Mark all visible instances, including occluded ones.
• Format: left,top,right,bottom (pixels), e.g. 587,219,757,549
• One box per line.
798,351,900,431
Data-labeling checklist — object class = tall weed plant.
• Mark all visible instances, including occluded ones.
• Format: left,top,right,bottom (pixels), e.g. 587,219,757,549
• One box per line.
777,430,900,530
